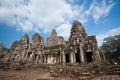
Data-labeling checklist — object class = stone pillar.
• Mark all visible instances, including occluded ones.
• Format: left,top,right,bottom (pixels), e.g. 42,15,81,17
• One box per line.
47,55,51,64
59,54,61,64
70,52,74,63
21,52,24,60
73,53,76,63
62,51,65,64
57,55,60,64
44,56,47,64
29,53,33,62
46,56,49,64
43,56,45,64
80,45,85,63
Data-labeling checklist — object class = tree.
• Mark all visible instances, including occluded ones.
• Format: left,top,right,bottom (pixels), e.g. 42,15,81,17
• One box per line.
100,34,120,64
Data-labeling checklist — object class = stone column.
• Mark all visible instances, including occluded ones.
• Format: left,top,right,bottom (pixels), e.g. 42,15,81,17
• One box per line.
44,56,47,64
46,56,48,64
57,55,60,64
59,54,61,64
43,56,45,64
29,53,33,62
70,52,74,63
48,56,50,64
46,56,49,64
21,52,24,60
80,45,85,63
73,53,76,63
62,51,65,64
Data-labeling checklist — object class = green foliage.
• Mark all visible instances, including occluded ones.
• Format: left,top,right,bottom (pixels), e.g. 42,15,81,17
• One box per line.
100,34,120,62
0,42,6,48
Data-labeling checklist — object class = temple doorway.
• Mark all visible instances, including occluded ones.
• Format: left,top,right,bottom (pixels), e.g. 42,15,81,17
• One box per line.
86,52,93,62
27,52,32,57
65,54,70,63
34,54,37,60
75,53,80,63
75,46,80,63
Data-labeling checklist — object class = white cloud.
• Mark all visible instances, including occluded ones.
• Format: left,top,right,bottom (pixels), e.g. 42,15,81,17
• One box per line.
91,0,115,23
0,0,73,33
56,23,71,40
83,0,115,23
0,0,115,40
96,27,120,47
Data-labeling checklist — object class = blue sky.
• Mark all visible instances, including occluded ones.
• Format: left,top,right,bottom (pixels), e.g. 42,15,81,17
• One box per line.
0,0,120,48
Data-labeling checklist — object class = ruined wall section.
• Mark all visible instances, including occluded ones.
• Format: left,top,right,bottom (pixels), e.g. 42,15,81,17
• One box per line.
43,29,66,64
29,33,44,64
10,34,29,63
10,33,44,64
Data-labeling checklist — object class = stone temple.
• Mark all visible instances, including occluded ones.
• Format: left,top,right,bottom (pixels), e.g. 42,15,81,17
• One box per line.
1,20,106,65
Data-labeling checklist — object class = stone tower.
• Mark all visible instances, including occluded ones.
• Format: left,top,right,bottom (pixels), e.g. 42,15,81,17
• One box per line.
67,20,101,64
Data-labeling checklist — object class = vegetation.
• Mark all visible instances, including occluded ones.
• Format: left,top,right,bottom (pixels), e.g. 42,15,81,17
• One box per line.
100,34,120,64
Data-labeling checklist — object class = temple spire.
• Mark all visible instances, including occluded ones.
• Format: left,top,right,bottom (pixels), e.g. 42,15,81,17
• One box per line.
50,29,57,37
71,20,86,34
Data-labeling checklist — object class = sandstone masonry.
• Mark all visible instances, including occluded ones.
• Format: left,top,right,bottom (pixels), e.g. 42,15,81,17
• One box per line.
0,20,106,65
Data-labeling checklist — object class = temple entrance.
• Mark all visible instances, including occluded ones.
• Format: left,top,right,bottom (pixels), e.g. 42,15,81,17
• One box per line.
75,53,80,63
34,54,37,60
75,46,80,63
86,52,93,63
65,54,70,63
27,52,32,57
58,52,60,64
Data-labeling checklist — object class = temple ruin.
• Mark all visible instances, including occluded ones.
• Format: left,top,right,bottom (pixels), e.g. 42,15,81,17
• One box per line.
1,20,106,65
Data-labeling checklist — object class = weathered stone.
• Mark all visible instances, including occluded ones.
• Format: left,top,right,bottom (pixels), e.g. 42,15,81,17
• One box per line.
45,29,65,47
20,34,29,44
32,33,44,46
0,20,105,66
71,20,85,34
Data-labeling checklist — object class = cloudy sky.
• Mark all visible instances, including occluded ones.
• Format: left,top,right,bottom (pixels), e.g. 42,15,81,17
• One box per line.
0,0,120,48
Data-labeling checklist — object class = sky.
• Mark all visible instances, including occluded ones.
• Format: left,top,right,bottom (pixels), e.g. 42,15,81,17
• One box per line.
0,0,120,48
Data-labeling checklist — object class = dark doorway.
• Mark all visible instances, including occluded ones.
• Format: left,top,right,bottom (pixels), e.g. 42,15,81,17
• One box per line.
75,47,80,63
58,52,60,64
75,53,80,63
58,52,60,56
86,52,93,63
27,52,32,57
34,54,37,60
65,54,70,63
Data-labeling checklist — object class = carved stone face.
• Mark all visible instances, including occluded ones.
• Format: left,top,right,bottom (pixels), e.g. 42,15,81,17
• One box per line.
32,33,44,45
20,34,29,44
71,20,85,34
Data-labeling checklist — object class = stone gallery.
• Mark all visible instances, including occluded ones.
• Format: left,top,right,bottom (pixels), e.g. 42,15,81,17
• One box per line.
1,20,105,65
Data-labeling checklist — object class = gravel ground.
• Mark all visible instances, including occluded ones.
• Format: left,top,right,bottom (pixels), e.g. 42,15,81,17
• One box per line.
0,69,120,80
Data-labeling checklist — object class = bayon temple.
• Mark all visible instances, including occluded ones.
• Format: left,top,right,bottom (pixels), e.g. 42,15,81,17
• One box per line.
0,20,106,65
